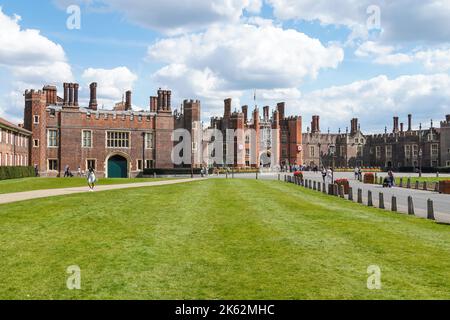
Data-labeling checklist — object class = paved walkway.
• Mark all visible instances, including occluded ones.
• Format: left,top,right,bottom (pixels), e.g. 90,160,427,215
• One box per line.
0,179,205,205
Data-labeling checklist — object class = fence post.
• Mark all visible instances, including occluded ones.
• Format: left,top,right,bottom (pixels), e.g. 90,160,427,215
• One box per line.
423,181,427,191
358,189,363,204
391,196,397,212
348,187,353,201
323,183,327,194
339,185,345,198
427,199,435,220
379,192,385,209
407,177,411,189
415,181,420,190
408,196,415,215
318,183,321,192
399,178,403,188
313,181,317,191
333,184,339,196
368,190,373,207
284,175,287,182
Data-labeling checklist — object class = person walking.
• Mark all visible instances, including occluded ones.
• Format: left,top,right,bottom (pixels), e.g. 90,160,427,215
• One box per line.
87,167,96,192
326,167,333,185
321,167,327,183
388,171,395,188
354,167,359,180
77,166,82,177
64,165,69,178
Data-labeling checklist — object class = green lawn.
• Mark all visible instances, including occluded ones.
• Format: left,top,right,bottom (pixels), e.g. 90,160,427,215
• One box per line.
1,179,450,300
394,177,450,186
0,177,169,194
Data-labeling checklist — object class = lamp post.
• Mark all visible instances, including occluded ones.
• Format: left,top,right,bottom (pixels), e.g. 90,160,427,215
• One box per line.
329,145,336,184
419,148,423,178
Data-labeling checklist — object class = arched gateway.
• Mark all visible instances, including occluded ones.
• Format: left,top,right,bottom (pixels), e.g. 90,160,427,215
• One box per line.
107,155,128,178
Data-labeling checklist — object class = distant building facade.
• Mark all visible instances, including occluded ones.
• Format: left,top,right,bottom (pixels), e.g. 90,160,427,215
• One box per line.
0,117,31,167
302,114,450,170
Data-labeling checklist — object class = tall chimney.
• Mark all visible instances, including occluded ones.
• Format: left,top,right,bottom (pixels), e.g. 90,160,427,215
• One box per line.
393,116,399,133
150,96,157,112
74,83,79,107
167,91,172,110
125,90,132,111
63,83,69,105
242,105,248,123
263,106,269,120
351,118,358,134
408,114,412,131
69,83,74,106
89,82,98,110
400,123,404,132
157,89,163,111
224,98,232,118
311,115,320,134
277,102,285,120
446,115,450,122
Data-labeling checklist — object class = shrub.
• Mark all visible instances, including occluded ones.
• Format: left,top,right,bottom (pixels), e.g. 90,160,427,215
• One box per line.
0,166,35,181
294,171,303,179
335,178,350,194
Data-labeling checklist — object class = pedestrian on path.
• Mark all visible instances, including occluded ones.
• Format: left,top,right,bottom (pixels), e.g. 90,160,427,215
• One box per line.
87,167,97,192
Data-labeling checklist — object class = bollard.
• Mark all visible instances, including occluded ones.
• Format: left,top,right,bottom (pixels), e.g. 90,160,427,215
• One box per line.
318,183,321,192
437,171,440,178
379,192,385,209
408,196,415,215
339,185,345,198
313,181,317,191
415,181,420,190
423,181,427,191
427,199,435,220
407,178,411,189
399,178,403,188
368,190,373,207
329,184,335,196
348,187,353,201
309,180,313,189
333,184,339,197
391,196,397,212
323,183,327,194
153,172,157,179
358,189,363,204
284,175,287,182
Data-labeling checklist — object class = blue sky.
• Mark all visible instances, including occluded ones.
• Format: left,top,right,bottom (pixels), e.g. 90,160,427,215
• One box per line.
0,0,449,133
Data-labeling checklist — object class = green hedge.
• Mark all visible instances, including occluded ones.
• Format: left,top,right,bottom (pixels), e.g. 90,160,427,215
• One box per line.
0,166,35,181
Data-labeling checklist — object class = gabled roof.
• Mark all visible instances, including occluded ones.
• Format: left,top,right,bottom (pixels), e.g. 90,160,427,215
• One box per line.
0,117,32,135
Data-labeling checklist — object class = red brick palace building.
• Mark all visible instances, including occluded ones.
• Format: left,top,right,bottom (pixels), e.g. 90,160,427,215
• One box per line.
23,82,301,177
23,83,202,178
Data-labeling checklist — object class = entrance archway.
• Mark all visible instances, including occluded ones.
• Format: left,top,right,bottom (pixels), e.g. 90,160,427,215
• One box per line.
107,155,128,178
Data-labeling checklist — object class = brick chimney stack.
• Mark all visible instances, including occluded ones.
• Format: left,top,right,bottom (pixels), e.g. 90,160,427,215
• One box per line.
408,114,412,131
89,82,98,110
400,123,404,132
224,98,232,118
242,105,248,123
263,106,269,121
277,102,285,120
351,118,359,134
311,115,320,133
150,96,157,112
63,83,69,105
68,83,74,106
73,83,79,107
393,116,399,133
125,90,132,111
